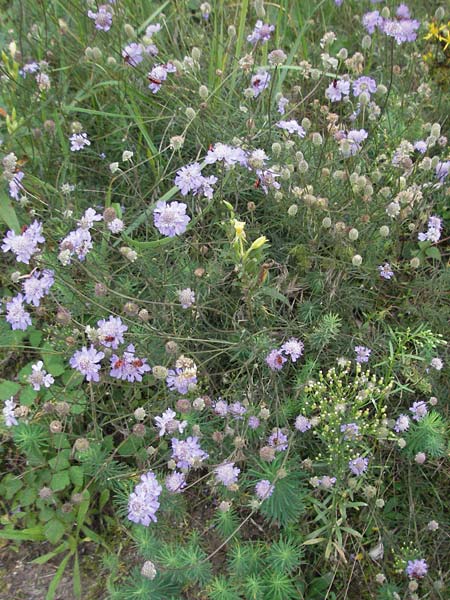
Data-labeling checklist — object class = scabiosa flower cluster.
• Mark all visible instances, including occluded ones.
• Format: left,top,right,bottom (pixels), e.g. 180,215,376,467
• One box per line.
3,397,18,427
255,479,274,500
178,288,195,309
409,401,427,421
22,269,54,306
247,20,275,44
2,220,45,264
340,423,360,440
59,228,93,265
325,78,350,102
348,456,369,476
352,76,377,97
107,218,124,234
122,43,144,67
128,471,162,526
166,357,198,394
6,294,32,331
153,201,191,237
87,5,113,32
355,345,371,364
77,208,102,230
204,143,247,168
418,216,442,243
277,96,289,114
405,559,428,579
394,414,410,432
97,315,127,349
154,408,187,437
109,344,151,382
69,132,91,151
250,69,271,98
28,361,54,391
255,169,281,194
147,62,176,93
266,337,304,370
362,5,419,44
69,345,105,382
171,436,209,469
342,129,368,156
214,462,240,486
165,471,186,493
295,415,312,433
378,263,394,280
268,428,289,452
265,349,287,371
316,476,337,489
276,120,306,138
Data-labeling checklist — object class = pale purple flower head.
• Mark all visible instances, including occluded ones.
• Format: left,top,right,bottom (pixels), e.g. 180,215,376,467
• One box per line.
251,69,271,98
355,345,371,363
325,78,350,102
255,479,274,500
340,422,360,440
394,414,410,432
147,62,176,93
378,263,394,280
69,345,104,382
171,436,209,469
77,208,102,230
430,357,443,371
128,470,162,526
69,133,91,151
166,368,197,394
362,10,383,35
229,402,247,420
255,169,281,194
214,399,229,417
6,294,32,330
281,338,304,362
3,397,18,427
418,215,442,243
178,288,195,309
268,428,288,451
348,456,369,476
2,220,45,264
248,415,260,429
122,43,144,67
381,6,420,44
22,269,54,306
295,415,311,433
9,171,25,200
165,471,186,493
107,218,124,233
405,559,428,579
59,228,93,263
317,476,337,489
145,23,162,38
276,120,305,138
87,5,113,32
28,361,54,391
247,20,275,44
97,315,127,349
413,140,427,154
175,162,204,195
109,344,151,382
346,129,368,155
277,96,289,115
409,400,427,421
266,349,287,371
154,408,187,437
353,76,377,97
214,462,240,486
204,143,247,168
153,200,190,237
435,161,449,183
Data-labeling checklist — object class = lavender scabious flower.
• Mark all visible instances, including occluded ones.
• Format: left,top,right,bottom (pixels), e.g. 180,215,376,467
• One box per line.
394,414,410,432
59,228,93,264
178,288,195,309
204,143,247,168
214,462,240,486
346,129,368,155
147,62,176,93
251,69,271,98
418,215,442,243
405,558,428,579
69,133,91,151
28,361,54,391
107,218,124,233
355,345,371,363
281,338,304,362
295,415,311,433
22,269,54,306
214,399,229,416
248,415,260,429
109,344,151,382
348,456,369,476
255,169,281,194
9,171,25,200
266,349,287,371
69,345,104,382
317,476,337,489
255,479,275,500
409,400,428,421
2,220,45,264
268,428,289,452
87,5,113,32
3,397,18,427
128,471,162,526
166,367,197,395
165,471,186,493
97,315,127,349
378,263,394,280
277,96,289,115
435,161,449,183
325,78,350,102
340,423,360,440
353,76,377,97
381,6,420,44
153,200,190,237
276,120,306,138
77,208,102,230
362,10,383,35
171,436,209,469
175,162,204,195
247,20,275,44
6,294,32,331
154,408,187,437
413,140,427,154
122,43,144,67
229,402,247,420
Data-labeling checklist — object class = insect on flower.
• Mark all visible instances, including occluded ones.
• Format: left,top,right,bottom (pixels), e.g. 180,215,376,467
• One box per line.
147,75,162,85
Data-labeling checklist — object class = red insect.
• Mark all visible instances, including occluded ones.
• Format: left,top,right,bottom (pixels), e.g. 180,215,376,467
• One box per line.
254,178,261,189
104,335,116,343
147,75,162,85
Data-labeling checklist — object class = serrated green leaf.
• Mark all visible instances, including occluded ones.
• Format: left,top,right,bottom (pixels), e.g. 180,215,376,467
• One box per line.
69,466,84,487
44,519,66,544
50,470,70,492
0,380,20,400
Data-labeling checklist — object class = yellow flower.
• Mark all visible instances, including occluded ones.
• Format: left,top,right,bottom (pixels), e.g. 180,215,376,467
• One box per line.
233,219,246,241
424,22,443,41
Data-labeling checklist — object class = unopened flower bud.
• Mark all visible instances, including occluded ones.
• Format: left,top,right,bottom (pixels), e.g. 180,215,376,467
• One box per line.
185,107,196,119
141,561,157,580
138,308,150,322
50,420,62,433
379,225,389,237
337,48,348,60
361,35,372,50
415,452,426,464
152,365,169,380
288,204,298,217
198,85,208,100
176,398,191,413
348,228,359,241
322,216,332,228
352,254,363,266
410,257,420,268
134,407,146,421
74,438,90,452
132,423,146,437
